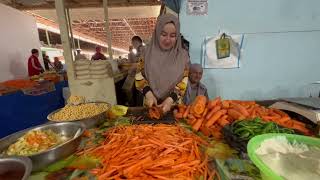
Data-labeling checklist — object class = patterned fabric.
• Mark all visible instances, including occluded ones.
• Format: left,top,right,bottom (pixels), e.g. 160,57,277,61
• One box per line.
135,57,188,104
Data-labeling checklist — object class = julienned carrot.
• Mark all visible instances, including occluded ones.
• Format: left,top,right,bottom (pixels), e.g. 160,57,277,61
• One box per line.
207,96,221,109
183,105,191,118
205,109,227,127
192,118,204,131
84,124,212,179
205,105,221,120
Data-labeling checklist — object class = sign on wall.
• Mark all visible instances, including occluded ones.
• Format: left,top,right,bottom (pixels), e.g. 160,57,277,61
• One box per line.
187,0,208,16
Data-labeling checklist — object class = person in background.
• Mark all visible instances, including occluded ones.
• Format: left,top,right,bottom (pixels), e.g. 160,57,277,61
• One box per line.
128,46,135,63
122,36,145,106
91,46,107,60
131,36,145,60
43,55,53,71
183,63,209,104
75,49,87,60
135,14,190,113
28,49,44,76
53,57,63,72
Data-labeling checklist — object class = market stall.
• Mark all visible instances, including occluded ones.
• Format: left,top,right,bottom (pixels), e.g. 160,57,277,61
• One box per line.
0,74,68,138
0,95,319,180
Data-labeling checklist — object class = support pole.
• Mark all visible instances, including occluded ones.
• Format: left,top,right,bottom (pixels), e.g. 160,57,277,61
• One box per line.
66,8,76,57
77,38,81,49
55,0,75,83
45,30,51,46
103,0,113,60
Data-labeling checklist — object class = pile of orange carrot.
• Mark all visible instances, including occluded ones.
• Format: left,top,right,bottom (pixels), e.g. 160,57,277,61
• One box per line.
174,96,312,139
2,79,37,89
82,124,217,180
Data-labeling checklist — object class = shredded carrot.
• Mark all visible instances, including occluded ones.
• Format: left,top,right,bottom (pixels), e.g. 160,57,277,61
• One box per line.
85,124,211,179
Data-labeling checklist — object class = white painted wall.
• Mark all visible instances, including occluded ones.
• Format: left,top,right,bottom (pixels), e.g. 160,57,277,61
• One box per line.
0,4,42,81
180,0,320,100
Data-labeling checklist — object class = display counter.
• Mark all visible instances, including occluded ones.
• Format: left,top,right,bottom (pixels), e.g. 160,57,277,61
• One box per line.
0,81,67,138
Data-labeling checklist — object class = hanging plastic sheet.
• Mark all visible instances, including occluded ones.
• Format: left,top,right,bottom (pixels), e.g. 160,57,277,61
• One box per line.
202,33,244,69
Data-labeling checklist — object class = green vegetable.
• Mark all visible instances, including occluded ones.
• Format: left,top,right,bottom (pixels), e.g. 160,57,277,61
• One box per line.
67,169,96,180
205,140,238,160
231,118,295,141
44,155,76,172
28,172,49,180
67,155,100,169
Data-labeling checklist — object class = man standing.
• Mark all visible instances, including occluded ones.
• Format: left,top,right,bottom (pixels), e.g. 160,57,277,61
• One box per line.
28,49,44,76
131,36,145,61
184,63,209,104
53,57,63,72
75,49,87,60
123,36,145,106
91,46,107,60
43,55,52,71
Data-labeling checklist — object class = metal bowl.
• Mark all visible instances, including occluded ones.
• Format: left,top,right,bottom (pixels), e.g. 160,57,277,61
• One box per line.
0,122,85,171
47,102,110,129
0,156,32,180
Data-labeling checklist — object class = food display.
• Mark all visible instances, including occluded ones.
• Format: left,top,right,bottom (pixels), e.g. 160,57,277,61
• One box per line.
1,79,37,89
29,71,61,83
82,124,215,179
174,96,312,139
6,129,66,156
16,94,317,179
0,84,19,95
49,103,110,121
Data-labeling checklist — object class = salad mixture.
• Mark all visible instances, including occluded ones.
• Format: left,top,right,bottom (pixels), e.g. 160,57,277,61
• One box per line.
7,129,66,156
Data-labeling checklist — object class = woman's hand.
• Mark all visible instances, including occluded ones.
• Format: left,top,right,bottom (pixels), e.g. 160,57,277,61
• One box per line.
145,91,157,107
158,97,174,114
